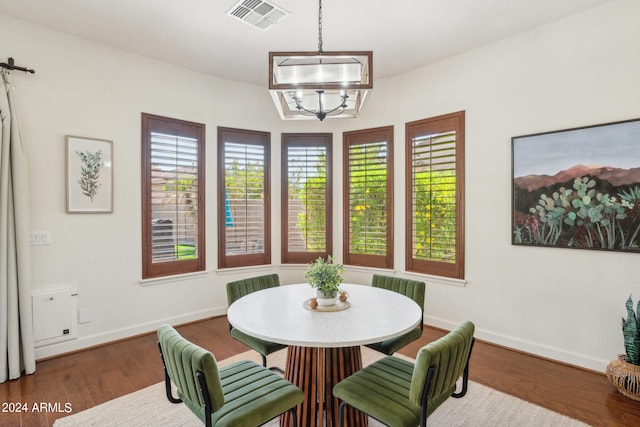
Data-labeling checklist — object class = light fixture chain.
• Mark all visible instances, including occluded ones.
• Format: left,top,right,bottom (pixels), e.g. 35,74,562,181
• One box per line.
318,0,323,53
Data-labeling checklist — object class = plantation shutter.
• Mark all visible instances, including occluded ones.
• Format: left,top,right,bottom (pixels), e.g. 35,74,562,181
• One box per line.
343,126,393,268
406,111,465,279
224,142,265,254
282,134,332,264
218,127,271,269
150,132,199,261
411,130,456,263
142,113,205,279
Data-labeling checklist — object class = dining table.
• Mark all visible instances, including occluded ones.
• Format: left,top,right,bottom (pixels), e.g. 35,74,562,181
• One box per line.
226,283,423,427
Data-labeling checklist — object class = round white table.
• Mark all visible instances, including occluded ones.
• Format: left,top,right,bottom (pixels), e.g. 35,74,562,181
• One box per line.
227,283,423,427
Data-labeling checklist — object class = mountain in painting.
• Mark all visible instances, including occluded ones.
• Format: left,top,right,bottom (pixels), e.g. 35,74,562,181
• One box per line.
514,164,640,192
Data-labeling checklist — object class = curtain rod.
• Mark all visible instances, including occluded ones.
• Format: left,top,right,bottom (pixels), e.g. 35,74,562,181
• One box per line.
0,57,35,74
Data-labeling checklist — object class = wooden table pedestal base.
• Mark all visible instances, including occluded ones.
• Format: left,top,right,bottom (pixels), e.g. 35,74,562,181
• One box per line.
280,345,368,427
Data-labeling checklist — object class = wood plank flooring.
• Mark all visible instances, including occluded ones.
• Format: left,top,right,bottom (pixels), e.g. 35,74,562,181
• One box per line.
0,316,638,426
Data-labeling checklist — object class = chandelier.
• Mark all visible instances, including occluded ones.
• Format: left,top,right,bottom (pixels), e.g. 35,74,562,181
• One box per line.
268,0,372,121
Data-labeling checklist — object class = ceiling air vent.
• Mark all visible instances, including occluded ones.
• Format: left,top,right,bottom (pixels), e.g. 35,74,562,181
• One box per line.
226,0,289,31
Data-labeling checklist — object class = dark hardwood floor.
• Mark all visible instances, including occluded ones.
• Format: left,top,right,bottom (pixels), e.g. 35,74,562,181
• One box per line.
0,316,638,426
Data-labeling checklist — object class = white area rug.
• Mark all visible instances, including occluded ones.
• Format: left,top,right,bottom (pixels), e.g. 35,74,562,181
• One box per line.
54,348,590,427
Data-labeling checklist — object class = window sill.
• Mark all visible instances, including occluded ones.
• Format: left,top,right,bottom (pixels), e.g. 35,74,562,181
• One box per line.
344,265,396,275
403,271,467,287
139,271,208,287
343,265,467,287
215,264,275,276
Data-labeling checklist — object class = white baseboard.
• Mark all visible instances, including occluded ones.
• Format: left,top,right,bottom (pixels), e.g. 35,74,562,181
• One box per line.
425,316,609,373
34,310,610,373
34,306,227,360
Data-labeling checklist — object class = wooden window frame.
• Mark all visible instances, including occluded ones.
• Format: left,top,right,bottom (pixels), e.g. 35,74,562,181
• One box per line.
217,127,271,269
281,133,333,264
141,113,206,279
405,111,465,279
343,126,394,269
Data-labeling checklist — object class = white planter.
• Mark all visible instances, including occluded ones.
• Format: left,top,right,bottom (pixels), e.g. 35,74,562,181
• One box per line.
316,290,338,306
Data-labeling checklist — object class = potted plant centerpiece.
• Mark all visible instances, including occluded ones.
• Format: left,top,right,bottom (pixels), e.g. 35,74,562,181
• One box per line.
606,295,640,400
305,256,344,306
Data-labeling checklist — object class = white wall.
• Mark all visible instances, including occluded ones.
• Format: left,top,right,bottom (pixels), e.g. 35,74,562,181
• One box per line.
337,0,640,372
1,0,638,370
0,13,293,358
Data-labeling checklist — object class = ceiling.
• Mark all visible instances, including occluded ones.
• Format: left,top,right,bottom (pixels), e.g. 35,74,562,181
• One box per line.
0,0,613,86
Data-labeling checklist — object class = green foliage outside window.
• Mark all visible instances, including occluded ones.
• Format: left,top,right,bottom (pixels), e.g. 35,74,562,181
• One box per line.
413,169,457,263
292,147,457,263
295,176,327,251
163,177,197,220
224,156,265,254
218,146,458,264
346,142,388,256
348,168,387,255
225,159,264,201
290,151,327,252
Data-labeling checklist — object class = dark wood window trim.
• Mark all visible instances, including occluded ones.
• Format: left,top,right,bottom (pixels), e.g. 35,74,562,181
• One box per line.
281,133,333,264
217,127,271,269
343,126,394,269
405,111,465,279
141,113,205,279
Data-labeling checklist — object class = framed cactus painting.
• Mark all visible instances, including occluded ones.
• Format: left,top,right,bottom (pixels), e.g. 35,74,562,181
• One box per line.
66,135,113,213
512,118,640,252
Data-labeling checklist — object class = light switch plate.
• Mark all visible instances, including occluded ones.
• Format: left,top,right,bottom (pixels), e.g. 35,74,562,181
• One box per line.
30,231,52,245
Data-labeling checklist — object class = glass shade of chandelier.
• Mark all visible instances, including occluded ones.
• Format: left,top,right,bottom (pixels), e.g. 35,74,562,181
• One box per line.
268,1,372,121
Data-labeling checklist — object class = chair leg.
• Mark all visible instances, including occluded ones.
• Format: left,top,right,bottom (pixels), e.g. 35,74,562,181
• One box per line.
157,342,182,404
261,353,285,373
196,371,213,427
452,338,475,399
338,401,348,427
289,407,298,427
420,367,436,427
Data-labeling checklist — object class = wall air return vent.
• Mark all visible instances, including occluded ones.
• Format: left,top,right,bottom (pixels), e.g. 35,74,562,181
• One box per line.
227,0,289,31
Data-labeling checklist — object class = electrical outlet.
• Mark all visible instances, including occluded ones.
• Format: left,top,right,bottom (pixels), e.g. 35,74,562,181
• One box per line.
78,308,91,324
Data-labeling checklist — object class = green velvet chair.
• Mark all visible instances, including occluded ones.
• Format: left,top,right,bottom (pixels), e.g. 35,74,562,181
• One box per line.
157,324,303,427
365,274,426,355
333,320,475,427
226,274,287,371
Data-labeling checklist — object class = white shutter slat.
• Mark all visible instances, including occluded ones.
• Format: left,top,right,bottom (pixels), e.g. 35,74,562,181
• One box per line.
223,141,266,256
347,141,388,256
150,132,200,263
286,144,328,253
411,130,457,263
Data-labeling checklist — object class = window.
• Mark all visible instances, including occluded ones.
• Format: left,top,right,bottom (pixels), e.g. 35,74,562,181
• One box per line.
218,127,271,269
281,134,332,263
406,111,465,279
343,126,393,268
141,113,205,279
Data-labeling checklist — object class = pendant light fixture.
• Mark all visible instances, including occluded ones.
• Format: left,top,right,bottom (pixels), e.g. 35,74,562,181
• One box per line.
268,0,372,121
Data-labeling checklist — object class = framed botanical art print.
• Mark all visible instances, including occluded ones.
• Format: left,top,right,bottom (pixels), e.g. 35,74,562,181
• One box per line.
66,135,113,213
512,118,640,253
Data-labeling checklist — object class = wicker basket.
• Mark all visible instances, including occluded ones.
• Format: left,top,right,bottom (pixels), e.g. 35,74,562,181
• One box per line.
606,354,640,401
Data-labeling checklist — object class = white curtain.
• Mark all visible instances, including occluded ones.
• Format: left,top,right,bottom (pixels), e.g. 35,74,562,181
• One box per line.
0,69,35,383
